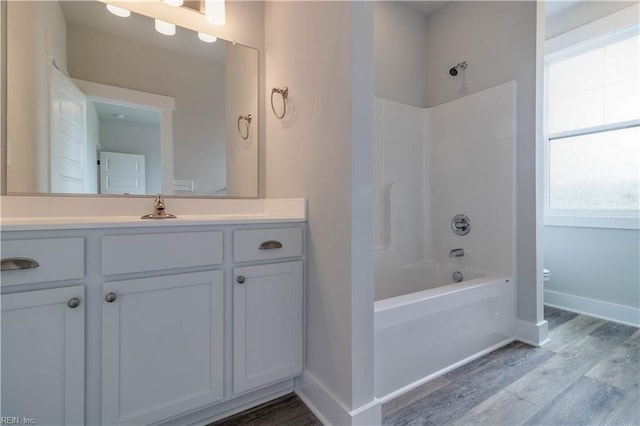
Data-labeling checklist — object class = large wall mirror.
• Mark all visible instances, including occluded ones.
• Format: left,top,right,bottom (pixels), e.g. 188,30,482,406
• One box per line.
4,0,258,197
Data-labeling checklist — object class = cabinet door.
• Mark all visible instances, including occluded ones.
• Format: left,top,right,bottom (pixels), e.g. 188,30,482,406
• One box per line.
1,286,85,426
233,261,303,393
102,270,224,425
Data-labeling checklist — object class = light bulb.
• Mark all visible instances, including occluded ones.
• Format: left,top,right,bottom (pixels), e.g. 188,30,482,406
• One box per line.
205,0,225,26
106,4,131,18
198,32,217,43
163,0,184,6
155,19,176,36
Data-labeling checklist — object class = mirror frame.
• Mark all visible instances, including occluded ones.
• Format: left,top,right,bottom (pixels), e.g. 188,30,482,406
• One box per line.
0,0,260,199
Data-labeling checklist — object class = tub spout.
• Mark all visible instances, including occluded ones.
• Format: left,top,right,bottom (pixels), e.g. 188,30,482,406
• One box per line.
449,248,464,258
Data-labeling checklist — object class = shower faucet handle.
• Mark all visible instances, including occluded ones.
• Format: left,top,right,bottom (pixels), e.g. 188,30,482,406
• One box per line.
449,248,465,258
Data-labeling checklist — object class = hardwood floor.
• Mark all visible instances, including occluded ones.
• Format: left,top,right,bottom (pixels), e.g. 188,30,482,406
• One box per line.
210,394,321,426
212,307,639,425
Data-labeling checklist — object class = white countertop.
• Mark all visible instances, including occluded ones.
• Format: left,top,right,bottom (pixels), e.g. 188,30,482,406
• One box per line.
1,197,307,231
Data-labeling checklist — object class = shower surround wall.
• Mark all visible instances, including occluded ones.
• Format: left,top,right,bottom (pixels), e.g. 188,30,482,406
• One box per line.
373,81,517,398
374,81,516,282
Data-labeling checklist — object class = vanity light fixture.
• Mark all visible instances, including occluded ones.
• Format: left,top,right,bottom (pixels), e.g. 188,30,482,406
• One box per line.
155,19,176,36
198,32,217,43
163,0,184,6
205,0,225,26
106,4,131,17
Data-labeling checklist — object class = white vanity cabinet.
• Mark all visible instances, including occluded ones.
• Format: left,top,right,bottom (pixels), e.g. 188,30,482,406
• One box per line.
1,219,305,426
1,285,85,426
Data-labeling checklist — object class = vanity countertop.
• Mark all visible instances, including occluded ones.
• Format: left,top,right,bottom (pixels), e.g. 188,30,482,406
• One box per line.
0,197,307,231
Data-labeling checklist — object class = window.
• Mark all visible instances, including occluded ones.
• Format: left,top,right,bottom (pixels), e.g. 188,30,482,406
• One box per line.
545,25,639,221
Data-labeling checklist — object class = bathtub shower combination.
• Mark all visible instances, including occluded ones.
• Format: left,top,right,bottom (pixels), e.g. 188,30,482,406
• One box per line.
373,82,517,400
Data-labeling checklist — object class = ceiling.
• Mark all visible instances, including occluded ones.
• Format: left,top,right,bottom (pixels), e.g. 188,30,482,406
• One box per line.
59,1,226,65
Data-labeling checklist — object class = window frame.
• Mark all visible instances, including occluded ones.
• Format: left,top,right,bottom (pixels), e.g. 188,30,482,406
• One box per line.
543,11,640,230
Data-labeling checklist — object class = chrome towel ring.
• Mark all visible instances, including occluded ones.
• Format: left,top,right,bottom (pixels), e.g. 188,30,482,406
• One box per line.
271,87,288,119
237,114,252,140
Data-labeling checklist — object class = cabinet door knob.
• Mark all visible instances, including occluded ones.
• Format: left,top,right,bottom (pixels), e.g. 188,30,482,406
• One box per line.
105,292,118,303
236,275,246,284
67,297,81,309
1,257,40,271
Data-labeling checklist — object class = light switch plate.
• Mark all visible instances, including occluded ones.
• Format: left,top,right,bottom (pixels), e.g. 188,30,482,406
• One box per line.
173,180,194,192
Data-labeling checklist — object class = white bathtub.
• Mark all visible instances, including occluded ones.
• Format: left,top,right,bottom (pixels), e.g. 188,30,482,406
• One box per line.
374,262,515,400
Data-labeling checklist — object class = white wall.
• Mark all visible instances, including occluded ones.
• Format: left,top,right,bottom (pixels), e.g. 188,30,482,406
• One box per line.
423,1,540,326
225,44,259,197
99,119,162,195
66,25,226,196
265,1,378,423
544,226,640,318
374,1,429,107
7,1,67,193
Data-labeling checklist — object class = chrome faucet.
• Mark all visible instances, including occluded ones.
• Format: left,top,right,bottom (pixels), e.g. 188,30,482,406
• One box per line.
449,248,465,258
141,194,177,219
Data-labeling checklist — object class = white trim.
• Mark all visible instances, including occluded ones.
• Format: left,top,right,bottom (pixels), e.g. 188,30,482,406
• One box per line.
516,318,550,347
71,79,175,194
71,79,175,110
295,372,381,426
544,214,640,230
546,4,640,55
545,290,640,327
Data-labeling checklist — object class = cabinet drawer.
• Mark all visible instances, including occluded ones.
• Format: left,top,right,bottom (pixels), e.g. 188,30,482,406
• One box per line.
102,231,223,275
233,228,302,262
1,238,85,286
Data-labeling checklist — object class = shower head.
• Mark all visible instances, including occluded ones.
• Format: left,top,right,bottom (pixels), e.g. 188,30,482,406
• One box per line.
449,61,468,77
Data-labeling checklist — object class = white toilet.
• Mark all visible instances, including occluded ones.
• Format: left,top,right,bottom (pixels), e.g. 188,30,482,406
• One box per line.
543,268,551,283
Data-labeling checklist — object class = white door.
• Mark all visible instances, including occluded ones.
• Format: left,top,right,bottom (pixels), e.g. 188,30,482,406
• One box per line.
50,66,89,193
1,286,85,426
99,151,146,195
102,270,224,425
233,261,303,393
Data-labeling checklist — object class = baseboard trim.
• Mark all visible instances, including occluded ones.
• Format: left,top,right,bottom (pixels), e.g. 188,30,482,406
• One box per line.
545,290,640,327
295,372,381,426
516,318,549,347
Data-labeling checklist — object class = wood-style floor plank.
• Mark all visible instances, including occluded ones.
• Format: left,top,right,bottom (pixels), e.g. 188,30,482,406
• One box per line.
450,390,540,426
382,381,501,426
586,329,640,392
524,376,625,426
382,376,451,417
601,382,640,426
544,306,579,330
544,314,605,352
211,394,321,426
443,341,555,389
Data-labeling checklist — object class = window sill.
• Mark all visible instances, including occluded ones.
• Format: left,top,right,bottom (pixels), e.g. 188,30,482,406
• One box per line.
544,213,640,230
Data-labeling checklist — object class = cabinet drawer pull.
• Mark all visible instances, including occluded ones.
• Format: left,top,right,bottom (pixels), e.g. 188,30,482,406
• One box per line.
236,276,246,284
105,292,118,303
259,240,283,250
1,257,40,271
67,297,81,309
